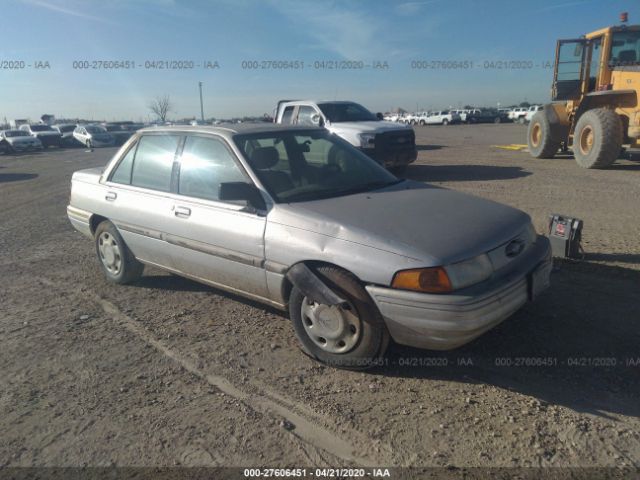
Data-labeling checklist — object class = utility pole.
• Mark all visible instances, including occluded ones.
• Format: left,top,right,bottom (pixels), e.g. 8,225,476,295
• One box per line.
199,81,204,122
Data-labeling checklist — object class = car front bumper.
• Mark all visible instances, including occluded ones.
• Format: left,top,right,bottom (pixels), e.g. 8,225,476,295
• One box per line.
365,236,552,350
360,147,418,168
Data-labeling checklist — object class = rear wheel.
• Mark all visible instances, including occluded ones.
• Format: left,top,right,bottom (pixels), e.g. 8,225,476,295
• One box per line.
419,120,426,126
573,108,622,169
494,116,501,124
288,265,389,370
95,221,144,284
518,116,526,124
527,111,560,159
442,119,449,125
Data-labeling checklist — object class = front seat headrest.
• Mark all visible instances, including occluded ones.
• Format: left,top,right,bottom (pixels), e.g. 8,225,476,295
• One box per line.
250,146,279,170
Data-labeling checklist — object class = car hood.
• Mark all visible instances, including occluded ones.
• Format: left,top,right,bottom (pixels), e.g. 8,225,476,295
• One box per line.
327,120,412,134
270,180,531,266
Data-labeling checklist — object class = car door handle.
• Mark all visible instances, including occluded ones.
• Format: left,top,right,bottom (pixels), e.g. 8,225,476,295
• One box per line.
174,206,191,218
105,191,117,201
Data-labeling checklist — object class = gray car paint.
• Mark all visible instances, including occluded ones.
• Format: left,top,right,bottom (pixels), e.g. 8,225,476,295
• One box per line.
68,124,551,350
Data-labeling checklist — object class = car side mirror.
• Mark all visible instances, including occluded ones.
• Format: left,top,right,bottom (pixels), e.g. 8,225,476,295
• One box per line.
219,182,266,210
376,112,384,120
310,114,324,127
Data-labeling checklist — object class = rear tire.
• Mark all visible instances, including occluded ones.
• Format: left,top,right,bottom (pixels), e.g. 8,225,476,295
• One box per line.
442,119,449,125
527,111,560,159
573,108,623,169
95,221,144,284
494,116,501,124
288,265,389,370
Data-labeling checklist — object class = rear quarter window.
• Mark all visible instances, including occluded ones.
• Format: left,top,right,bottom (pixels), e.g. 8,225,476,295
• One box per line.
110,143,137,184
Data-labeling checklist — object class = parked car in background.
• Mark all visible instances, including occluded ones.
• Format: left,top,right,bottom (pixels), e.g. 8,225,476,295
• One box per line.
466,109,510,124
451,109,480,123
420,110,461,125
274,100,417,172
523,105,543,124
403,113,421,125
73,125,115,148
103,123,134,146
1,129,43,152
52,124,78,146
19,124,62,147
67,124,552,368
508,107,528,123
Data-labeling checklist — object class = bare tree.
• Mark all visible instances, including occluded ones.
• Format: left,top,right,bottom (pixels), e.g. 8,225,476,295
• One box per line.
148,95,172,123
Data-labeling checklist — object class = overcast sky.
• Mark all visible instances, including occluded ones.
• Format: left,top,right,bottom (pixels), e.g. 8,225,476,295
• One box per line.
0,0,636,121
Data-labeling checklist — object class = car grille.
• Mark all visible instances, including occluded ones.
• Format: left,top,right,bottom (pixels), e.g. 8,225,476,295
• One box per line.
374,130,416,154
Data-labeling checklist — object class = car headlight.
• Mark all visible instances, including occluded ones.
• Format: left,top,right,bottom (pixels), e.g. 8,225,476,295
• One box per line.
444,254,493,290
392,254,493,293
358,133,376,149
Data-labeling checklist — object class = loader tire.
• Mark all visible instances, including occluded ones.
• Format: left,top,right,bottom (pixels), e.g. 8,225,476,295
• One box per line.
527,111,560,159
573,108,623,169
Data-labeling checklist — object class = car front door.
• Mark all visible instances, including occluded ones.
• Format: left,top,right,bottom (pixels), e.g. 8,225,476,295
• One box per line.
165,133,268,298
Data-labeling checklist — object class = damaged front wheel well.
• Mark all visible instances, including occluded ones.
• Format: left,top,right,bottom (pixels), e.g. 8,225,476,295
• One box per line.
282,261,367,306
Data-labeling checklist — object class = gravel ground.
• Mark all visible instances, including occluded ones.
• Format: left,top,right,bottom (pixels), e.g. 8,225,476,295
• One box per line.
1,124,638,475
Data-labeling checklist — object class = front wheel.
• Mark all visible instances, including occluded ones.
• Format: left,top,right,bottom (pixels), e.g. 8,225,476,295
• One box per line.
494,116,501,124
288,265,389,370
95,221,144,284
573,108,623,169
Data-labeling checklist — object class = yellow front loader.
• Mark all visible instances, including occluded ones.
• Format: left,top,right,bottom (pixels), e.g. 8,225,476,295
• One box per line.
528,16,640,168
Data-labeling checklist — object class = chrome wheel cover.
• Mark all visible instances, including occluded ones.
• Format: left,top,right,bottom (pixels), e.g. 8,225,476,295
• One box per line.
98,232,122,275
300,299,361,353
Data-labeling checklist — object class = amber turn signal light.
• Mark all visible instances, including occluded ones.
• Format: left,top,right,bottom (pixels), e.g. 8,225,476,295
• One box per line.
391,267,453,293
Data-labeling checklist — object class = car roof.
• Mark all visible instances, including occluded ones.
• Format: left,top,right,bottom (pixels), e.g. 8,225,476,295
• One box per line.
137,123,325,137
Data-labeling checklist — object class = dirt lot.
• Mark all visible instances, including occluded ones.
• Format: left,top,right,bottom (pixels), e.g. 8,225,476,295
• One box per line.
1,124,639,475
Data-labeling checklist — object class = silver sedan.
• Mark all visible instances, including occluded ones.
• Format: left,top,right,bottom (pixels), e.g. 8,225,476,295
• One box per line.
67,124,552,369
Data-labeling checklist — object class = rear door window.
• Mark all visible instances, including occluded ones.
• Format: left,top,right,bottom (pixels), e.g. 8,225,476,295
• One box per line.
130,134,181,192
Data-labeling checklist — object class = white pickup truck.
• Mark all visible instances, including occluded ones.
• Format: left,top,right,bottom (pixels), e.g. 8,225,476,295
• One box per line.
273,100,417,172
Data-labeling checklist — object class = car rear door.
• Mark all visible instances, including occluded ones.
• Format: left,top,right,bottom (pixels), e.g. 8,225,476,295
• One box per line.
102,132,183,269
164,133,269,298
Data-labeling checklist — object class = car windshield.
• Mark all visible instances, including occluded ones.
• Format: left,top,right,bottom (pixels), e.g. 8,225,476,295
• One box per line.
610,29,640,66
234,129,401,203
317,102,378,123
105,125,122,131
30,125,53,132
86,126,106,134
4,130,29,137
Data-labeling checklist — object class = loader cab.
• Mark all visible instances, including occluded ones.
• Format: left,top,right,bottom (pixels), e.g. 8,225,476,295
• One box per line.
552,26,640,102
